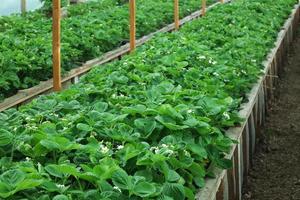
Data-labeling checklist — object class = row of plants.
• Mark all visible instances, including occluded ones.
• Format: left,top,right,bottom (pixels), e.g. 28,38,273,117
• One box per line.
0,0,296,199
0,0,215,100
39,0,128,15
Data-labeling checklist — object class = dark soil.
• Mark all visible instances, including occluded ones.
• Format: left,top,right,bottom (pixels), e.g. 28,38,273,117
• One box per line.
242,29,300,200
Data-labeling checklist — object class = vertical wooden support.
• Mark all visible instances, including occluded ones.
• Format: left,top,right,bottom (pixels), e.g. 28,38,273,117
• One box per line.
228,158,236,200
174,0,180,30
238,142,243,200
52,0,62,91
129,0,136,52
202,0,206,16
243,122,250,176
21,0,26,15
216,179,225,200
234,148,240,200
220,0,224,3
249,113,256,156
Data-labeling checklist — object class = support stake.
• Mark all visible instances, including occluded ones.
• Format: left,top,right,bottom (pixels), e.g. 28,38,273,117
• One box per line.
202,0,206,16
174,0,180,30
129,0,136,52
21,0,26,15
52,0,62,91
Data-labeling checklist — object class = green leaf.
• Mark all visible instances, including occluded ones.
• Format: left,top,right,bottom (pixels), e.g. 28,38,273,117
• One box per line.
158,104,184,120
108,72,129,84
134,169,153,182
155,116,188,130
53,194,69,200
112,169,132,190
184,187,195,200
120,144,141,162
166,170,181,182
77,123,93,132
158,195,174,200
134,118,156,138
40,122,57,135
162,183,185,200
0,182,12,198
215,158,232,169
0,129,13,146
93,102,108,112
0,169,25,186
14,179,44,193
194,176,205,188
45,164,80,178
93,158,119,180
157,81,175,94
188,163,206,178
41,181,61,192
122,104,147,115
44,165,63,178
40,139,60,150
133,181,156,197
183,117,199,127
187,143,207,159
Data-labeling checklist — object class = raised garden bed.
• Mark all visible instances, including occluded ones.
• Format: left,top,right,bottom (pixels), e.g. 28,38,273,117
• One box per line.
0,0,298,199
197,4,300,200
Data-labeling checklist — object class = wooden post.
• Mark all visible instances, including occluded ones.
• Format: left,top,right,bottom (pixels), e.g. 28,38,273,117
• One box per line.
52,0,62,91
21,0,26,15
202,0,206,16
220,0,224,3
129,0,136,52
174,0,179,30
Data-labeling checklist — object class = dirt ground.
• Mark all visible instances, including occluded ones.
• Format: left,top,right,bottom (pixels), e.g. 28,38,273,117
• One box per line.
242,29,300,200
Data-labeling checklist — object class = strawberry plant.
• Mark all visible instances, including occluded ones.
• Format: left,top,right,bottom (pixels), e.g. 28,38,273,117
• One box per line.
0,0,297,199
0,0,215,100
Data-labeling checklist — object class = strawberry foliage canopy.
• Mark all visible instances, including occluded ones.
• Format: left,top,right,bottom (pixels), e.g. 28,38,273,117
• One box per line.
0,0,297,199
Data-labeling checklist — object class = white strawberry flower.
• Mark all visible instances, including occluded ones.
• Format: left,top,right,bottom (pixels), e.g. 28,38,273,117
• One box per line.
187,109,193,114
113,186,122,192
213,72,219,77
56,184,66,189
223,112,230,120
100,145,109,154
